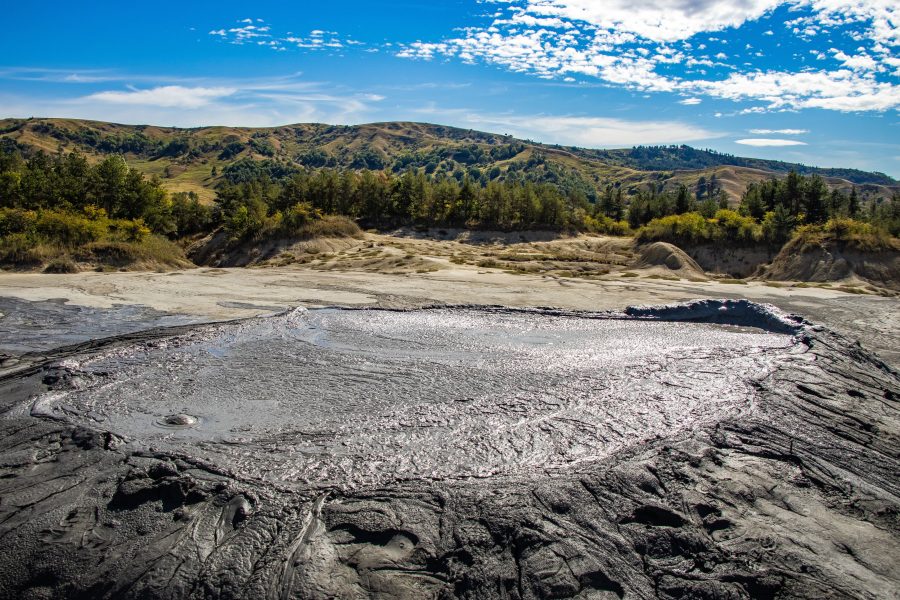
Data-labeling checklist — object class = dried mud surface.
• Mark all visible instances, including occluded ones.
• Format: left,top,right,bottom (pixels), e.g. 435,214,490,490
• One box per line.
0,300,898,599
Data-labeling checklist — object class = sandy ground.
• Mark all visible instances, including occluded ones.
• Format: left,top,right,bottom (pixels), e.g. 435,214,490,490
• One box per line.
2,261,898,366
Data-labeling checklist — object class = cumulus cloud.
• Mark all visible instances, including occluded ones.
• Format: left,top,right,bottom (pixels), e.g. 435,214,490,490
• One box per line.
396,0,900,113
687,69,900,111
679,97,702,105
85,86,236,109
522,0,783,42
735,138,808,146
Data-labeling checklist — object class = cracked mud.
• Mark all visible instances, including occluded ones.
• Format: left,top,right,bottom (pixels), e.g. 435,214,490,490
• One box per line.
0,300,898,599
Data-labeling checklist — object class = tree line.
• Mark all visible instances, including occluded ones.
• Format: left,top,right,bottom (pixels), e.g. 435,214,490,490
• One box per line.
0,148,897,255
0,149,211,238
214,167,623,240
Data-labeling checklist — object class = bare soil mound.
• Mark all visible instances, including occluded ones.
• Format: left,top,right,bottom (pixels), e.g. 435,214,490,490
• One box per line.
188,228,362,268
633,241,706,277
390,227,567,245
681,244,773,278
762,238,900,290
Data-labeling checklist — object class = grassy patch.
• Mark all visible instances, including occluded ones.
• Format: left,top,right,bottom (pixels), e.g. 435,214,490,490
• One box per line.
837,285,868,295
292,215,362,239
0,207,190,271
476,258,501,268
792,218,897,253
644,273,679,281
43,256,80,273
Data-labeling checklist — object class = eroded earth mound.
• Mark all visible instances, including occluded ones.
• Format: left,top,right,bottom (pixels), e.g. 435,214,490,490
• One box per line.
762,238,900,290
633,242,707,278
0,301,897,599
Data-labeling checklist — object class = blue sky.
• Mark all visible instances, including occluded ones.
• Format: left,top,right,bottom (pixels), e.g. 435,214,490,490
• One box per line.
1,0,898,176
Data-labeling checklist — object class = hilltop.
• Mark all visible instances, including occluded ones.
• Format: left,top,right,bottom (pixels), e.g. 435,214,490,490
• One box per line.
1,118,896,205
2,117,897,291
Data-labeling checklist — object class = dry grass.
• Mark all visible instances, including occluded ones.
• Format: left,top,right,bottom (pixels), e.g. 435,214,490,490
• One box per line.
792,219,898,253
74,236,190,269
295,215,363,239
42,256,80,273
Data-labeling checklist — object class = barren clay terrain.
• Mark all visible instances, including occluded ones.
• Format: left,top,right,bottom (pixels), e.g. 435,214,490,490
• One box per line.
0,248,898,600
2,231,899,364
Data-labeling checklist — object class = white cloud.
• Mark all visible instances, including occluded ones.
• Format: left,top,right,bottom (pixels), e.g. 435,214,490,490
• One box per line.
749,128,809,134
1,75,386,126
395,0,900,113
226,23,270,44
209,20,360,52
679,97,702,105
0,67,123,84
690,69,900,111
832,49,879,72
522,0,783,42
420,109,722,146
735,138,808,146
85,86,236,109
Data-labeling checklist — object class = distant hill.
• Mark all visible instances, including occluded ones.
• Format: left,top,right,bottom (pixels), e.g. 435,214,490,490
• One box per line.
1,118,896,205
579,145,896,186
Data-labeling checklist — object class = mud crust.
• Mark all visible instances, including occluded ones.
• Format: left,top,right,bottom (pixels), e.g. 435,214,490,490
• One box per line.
0,301,897,600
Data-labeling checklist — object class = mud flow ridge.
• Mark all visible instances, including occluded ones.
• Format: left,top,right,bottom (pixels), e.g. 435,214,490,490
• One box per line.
28,303,794,489
1,299,898,600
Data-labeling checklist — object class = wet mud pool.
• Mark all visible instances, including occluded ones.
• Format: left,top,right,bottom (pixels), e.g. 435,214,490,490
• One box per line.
29,308,793,489
0,301,897,599
0,296,202,356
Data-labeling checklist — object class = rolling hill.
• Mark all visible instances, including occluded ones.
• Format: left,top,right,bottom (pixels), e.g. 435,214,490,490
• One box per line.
1,117,896,206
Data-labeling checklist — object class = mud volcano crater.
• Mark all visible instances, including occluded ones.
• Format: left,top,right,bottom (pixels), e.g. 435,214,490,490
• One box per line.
0,300,898,599
31,307,793,488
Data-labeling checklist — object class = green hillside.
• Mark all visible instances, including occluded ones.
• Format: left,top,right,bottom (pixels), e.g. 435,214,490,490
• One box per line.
2,118,898,276
1,118,896,207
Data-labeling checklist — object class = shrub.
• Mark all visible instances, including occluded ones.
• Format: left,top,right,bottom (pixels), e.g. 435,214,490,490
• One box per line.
713,209,760,242
637,210,762,246
281,202,323,234
583,214,631,236
792,218,896,252
636,212,711,245
75,235,187,268
34,211,105,247
137,234,191,266
224,199,269,241
112,218,151,242
0,233,45,266
296,215,362,239
76,240,141,265
43,256,80,273
0,207,36,236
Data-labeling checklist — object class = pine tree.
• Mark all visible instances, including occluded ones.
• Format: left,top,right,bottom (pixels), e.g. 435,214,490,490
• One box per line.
848,187,859,218
695,176,707,201
674,184,691,214
803,175,827,223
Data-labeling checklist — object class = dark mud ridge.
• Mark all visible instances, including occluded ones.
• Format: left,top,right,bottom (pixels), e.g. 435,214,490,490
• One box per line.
0,300,897,599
